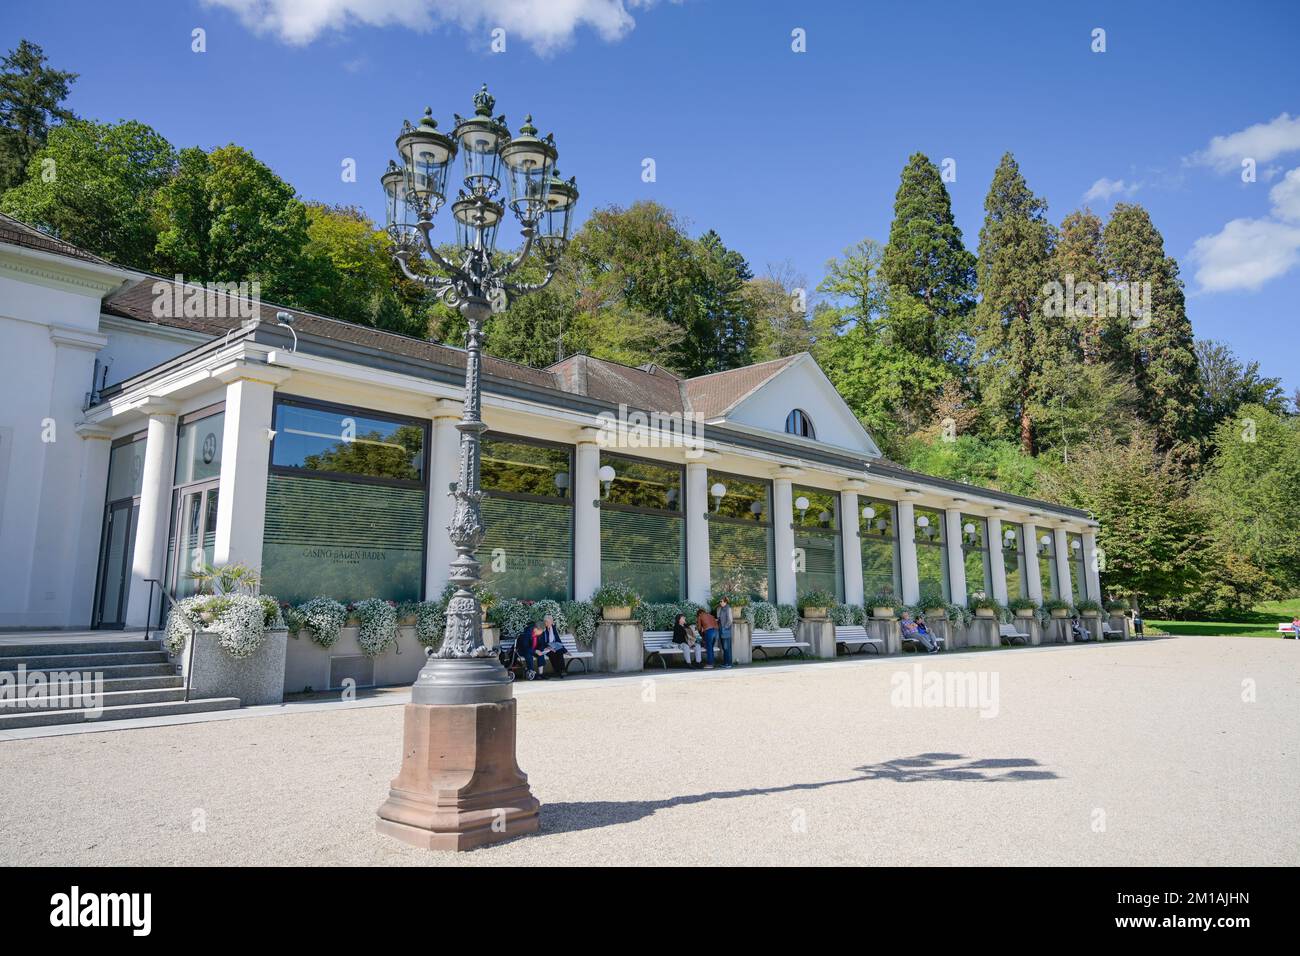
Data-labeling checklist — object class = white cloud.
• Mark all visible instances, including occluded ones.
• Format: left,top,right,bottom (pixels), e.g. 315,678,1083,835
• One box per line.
203,0,663,53
1189,112,1300,173
1189,216,1300,292
1082,177,1139,203
1269,167,1300,222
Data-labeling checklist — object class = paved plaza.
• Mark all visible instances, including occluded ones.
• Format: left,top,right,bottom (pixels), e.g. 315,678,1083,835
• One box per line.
2,636,1296,866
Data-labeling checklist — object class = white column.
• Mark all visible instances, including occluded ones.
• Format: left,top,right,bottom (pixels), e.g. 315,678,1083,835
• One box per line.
1083,529,1102,601
685,462,711,604
212,368,288,569
572,431,601,600
424,399,461,600
1023,519,1043,603
773,477,796,604
897,499,919,605
125,400,178,628
944,508,967,605
1053,527,1073,604
68,426,114,627
840,490,863,605
987,516,1009,605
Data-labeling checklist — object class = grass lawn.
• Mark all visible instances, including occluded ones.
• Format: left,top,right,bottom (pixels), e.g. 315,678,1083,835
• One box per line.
1148,596,1300,637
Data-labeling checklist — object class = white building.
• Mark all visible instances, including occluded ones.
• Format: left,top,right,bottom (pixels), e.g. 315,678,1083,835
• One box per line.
0,212,1102,635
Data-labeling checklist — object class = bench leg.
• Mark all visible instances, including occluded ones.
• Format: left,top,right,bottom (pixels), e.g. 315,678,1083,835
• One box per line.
753,647,768,660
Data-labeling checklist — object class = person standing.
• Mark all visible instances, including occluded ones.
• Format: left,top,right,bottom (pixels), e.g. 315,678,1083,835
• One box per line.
715,596,734,668
696,607,720,669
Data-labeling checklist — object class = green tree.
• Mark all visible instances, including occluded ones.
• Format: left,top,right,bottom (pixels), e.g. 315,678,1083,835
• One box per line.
1193,339,1286,452
153,144,323,306
1051,208,1117,365
1103,203,1200,452
689,229,757,373
0,39,77,191
879,152,976,371
972,153,1059,454
0,118,175,267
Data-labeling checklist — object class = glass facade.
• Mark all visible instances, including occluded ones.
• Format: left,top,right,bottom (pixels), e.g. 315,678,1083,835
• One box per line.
1069,532,1088,602
261,399,427,605
106,437,145,503
913,505,949,602
960,513,991,600
166,410,224,599
174,412,224,485
859,497,900,601
707,471,774,602
600,452,684,603
1036,532,1058,600
478,436,573,601
1001,524,1027,599
792,484,842,602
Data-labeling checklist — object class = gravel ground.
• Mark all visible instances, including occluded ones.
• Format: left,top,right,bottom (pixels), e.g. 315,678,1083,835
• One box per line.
2,636,1296,866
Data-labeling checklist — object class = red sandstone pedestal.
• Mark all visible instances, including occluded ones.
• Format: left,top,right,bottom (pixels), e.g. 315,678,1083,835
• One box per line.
376,697,540,851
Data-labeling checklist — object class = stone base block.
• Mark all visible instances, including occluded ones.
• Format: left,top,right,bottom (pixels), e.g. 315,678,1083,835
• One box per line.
969,617,1000,648
376,699,539,852
868,617,899,654
730,620,752,664
798,617,836,659
185,629,287,706
593,619,644,672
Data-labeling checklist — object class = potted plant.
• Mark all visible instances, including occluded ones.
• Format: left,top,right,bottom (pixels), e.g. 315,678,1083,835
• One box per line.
969,593,1002,618
743,601,780,631
164,591,288,706
918,586,947,619
1042,597,1072,618
592,581,640,620
796,588,835,619
1104,599,1128,614
866,590,897,618
1008,597,1039,619
1075,598,1103,618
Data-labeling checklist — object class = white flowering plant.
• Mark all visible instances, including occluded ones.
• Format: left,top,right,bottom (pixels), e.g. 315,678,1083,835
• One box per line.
743,601,780,631
295,597,348,648
164,594,283,659
351,598,398,656
414,600,447,650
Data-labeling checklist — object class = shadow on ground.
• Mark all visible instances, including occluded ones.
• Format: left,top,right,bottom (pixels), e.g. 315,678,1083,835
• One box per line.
539,752,1056,836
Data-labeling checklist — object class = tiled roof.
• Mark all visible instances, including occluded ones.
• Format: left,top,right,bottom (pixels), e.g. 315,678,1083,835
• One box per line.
683,355,799,419
0,212,114,266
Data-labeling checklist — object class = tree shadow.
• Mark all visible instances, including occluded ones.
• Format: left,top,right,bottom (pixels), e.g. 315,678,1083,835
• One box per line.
539,752,1057,835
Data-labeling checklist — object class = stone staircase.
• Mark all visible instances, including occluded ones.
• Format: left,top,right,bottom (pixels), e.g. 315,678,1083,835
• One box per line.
0,634,240,731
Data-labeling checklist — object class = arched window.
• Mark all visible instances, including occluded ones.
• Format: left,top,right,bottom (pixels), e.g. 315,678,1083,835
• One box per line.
785,408,815,439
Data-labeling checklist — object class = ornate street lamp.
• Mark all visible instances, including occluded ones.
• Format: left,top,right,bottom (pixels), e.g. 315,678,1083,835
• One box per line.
374,85,579,852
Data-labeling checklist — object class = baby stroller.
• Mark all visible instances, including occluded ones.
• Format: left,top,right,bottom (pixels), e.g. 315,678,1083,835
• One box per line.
499,638,544,681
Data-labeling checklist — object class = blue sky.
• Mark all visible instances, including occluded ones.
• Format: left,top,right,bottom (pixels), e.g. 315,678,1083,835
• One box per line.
4,0,1298,394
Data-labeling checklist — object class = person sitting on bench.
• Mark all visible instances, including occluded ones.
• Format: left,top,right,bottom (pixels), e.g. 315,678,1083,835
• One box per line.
671,613,703,668
539,613,568,679
517,622,548,679
900,610,939,654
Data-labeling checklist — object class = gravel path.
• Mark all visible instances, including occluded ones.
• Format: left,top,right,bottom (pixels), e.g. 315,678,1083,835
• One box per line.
2,637,1295,866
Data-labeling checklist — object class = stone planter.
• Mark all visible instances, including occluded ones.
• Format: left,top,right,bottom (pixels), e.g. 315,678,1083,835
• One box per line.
975,608,997,618
800,607,828,619
869,617,901,654
730,618,753,665
872,607,895,619
600,605,632,621
1050,608,1069,619
593,618,643,672
283,624,423,693
1015,609,1036,620
185,628,288,706
1080,610,1100,619
797,617,836,658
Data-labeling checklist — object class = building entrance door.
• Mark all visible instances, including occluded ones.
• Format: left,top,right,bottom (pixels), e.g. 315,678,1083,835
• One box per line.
170,482,220,598
93,498,138,628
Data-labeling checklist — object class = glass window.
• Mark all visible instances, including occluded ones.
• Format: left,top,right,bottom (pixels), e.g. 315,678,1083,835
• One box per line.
261,399,428,604
785,409,815,439
1069,532,1087,602
1036,531,1058,600
478,436,573,601
859,497,900,600
106,437,145,502
960,513,991,600
1001,524,1027,599
272,401,423,483
913,505,949,602
793,484,842,602
175,412,224,485
708,472,774,602
600,453,684,603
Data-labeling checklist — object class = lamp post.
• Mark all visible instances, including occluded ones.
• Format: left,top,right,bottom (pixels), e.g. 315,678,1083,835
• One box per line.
374,85,579,852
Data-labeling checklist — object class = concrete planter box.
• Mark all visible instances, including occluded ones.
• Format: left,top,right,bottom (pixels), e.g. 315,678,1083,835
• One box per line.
974,608,997,618
283,624,424,693
593,619,643,672
868,617,900,654
968,617,1000,648
1015,610,1037,620
599,605,633,621
184,628,287,707
800,607,828,620
872,607,896,619
796,617,836,659
1107,615,1129,639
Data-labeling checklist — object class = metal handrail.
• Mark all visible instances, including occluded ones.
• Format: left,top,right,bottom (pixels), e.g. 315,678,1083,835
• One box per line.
144,578,198,702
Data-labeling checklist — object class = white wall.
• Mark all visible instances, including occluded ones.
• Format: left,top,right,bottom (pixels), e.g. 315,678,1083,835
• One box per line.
98,318,209,387
725,356,880,456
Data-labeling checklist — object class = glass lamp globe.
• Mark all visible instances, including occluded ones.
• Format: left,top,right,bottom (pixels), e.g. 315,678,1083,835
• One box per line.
794,496,809,511
598,465,616,483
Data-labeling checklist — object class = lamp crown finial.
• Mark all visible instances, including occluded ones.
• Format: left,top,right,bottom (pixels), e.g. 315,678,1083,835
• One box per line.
474,83,495,116
520,114,537,136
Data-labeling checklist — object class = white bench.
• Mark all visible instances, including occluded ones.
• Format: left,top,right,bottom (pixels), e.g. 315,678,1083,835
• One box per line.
835,625,884,655
1102,622,1126,640
900,627,946,652
1276,623,1298,639
643,631,686,668
999,623,1031,646
751,628,809,659
500,634,593,675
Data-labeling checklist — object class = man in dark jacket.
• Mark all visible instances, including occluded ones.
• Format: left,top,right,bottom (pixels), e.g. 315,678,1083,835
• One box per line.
539,613,567,678
516,623,547,679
